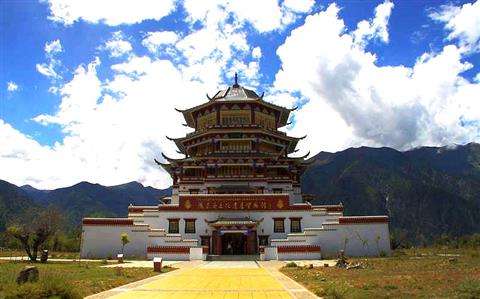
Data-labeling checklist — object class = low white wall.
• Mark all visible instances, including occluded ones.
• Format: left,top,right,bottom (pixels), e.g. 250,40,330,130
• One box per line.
262,247,278,261
189,247,204,260
317,222,391,257
147,252,189,261
277,251,321,260
80,225,148,259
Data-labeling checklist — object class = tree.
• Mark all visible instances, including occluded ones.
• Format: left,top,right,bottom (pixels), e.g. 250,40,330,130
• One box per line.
6,208,62,262
121,233,130,254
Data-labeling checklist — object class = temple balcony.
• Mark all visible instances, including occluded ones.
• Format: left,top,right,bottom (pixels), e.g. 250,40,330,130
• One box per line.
185,124,288,137
178,174,294,183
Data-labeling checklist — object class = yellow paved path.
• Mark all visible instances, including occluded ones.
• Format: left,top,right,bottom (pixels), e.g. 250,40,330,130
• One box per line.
111,266,292,298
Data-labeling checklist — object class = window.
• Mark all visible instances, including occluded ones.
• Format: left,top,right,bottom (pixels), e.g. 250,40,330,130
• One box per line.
168,219,179,234
220,110,251,126
290,218,302,233
184,219,196,234
273,188,283,194
258,235,269,246
273,218,285,233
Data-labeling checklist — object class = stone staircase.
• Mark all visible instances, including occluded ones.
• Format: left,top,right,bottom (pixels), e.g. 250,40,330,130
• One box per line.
207,255,260,261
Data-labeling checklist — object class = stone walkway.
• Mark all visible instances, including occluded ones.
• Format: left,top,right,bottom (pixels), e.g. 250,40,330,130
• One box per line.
86,260,318,298
0,256,181,268
101,260,181,268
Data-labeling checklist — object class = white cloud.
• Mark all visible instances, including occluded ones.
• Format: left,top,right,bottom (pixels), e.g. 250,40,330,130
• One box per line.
24,55,209,189
353,0,394,46
34,57,102,128
0,119,60,188
475,72,480,82
430,1,480,50
228,0,283,32
183,0,312,33
100,31,132,58
43,0,176,26
142,31,179,53
252,47,262,59
175,6,254,87
36,63,60,78
7,81,18,92
274,3,480,153
36,39,63,79
44,39,63,55
283,0,314,13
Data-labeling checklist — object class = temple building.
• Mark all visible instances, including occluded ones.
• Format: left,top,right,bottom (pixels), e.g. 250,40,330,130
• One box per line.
80,75,391,260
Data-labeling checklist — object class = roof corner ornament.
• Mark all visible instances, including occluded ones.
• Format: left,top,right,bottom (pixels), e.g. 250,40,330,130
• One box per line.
260,92,264,99
233,72,239,87
206,93,213,100
302,151,310,158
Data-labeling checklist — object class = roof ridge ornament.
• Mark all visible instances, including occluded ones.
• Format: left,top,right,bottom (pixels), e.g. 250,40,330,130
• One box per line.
233,72,239,88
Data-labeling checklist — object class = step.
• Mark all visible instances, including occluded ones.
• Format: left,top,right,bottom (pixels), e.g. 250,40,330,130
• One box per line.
207,255,260,261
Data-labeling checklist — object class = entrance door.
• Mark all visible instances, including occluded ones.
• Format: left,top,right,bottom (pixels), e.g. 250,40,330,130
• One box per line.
221,233,246,255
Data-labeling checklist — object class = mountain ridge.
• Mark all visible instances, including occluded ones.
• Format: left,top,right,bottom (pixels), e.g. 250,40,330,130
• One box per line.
1,142,479,245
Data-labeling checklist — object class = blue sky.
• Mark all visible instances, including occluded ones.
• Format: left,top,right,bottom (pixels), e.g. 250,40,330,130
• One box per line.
1,0,479,189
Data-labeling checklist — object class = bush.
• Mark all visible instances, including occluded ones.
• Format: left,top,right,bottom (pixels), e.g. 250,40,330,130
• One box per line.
115,267,124,276
3,276,81,299
285,262,297,268
456,279,480,299
316,282,349,299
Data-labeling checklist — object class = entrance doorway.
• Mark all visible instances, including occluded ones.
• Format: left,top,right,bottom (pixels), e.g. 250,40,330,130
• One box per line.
221,233,246,255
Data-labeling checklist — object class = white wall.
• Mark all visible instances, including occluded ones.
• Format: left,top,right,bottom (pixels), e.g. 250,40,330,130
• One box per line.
82,206,390,260
80,225,148,259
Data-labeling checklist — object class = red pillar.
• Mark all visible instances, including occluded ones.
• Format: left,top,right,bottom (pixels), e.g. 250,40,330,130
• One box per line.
212,230,222,255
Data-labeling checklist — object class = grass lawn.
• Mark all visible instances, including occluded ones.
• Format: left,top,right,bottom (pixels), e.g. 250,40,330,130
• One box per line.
281,247,480,298
0,260,174,298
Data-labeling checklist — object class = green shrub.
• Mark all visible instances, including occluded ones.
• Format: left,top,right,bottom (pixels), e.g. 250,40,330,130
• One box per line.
316,282,349,299
361,282,379,290
285,262,297,268
456,279,480,299
3,276,81,299
115,267,124,276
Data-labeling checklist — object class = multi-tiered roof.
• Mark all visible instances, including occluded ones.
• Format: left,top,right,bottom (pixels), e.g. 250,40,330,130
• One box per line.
155,75,310,191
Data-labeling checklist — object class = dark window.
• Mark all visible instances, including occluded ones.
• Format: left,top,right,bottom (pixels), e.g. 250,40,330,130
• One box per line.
273,188,283,194
168,219,179,234
200,236,210,247
274,218,285,233
184,219,196,234
290,218,301,233
189,189,199,194
258,235,269,246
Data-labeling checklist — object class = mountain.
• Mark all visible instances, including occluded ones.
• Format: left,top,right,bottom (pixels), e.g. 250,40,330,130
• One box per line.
0,180,41,231
0,180,171,231
1,143,479,245
302,143,480,244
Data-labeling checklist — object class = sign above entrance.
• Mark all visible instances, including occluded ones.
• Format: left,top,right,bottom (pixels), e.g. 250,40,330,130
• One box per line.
169,194,305,211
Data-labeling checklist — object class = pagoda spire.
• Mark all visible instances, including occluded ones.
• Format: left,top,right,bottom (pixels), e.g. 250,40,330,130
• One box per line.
233,72,239,87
